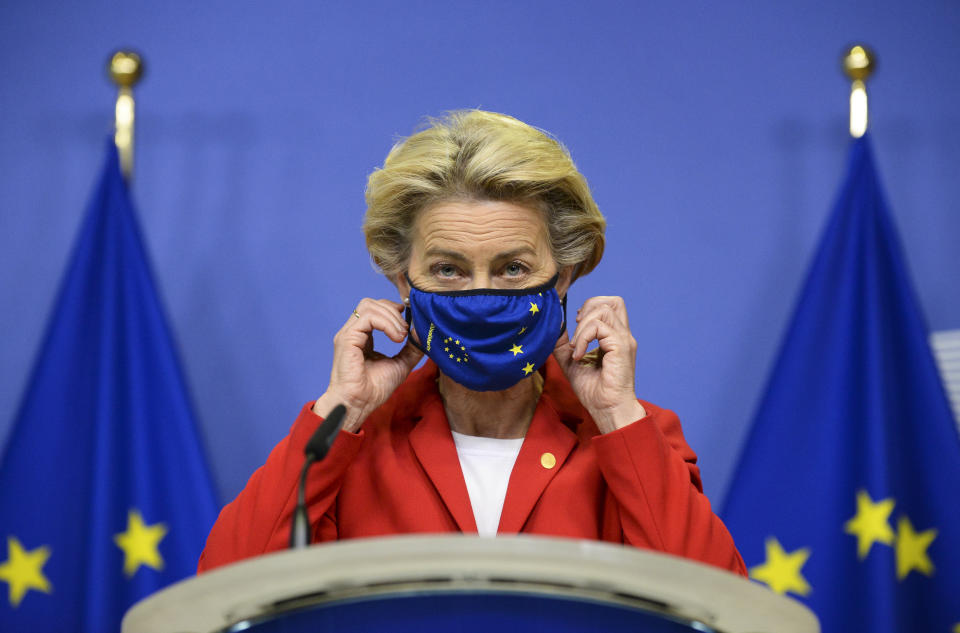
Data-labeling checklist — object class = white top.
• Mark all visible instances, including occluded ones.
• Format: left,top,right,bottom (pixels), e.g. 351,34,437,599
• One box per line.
450,430,525,537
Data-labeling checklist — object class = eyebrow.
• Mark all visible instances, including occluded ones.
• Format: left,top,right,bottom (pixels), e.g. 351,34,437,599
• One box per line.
423,247,538,262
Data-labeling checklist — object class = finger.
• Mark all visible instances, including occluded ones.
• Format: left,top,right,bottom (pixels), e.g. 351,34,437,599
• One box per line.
576,299,628,331
570,305,623,357
576,296,629,329
571,309,632,360
574,307,625,342
571,319,620,360
335,308,407,353
342,300,407,342
355,298,408,334
348,298,406,333
571,320,600,360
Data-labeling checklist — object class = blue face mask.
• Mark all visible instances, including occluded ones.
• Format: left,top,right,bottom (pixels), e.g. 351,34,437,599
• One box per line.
405,273,567,392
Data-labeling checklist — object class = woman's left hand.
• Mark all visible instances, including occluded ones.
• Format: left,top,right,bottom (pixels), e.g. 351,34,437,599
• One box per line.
552,296,647,434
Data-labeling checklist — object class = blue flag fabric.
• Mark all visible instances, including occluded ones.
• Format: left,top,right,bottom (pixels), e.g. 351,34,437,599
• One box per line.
722,136,960,632
0,141,219,632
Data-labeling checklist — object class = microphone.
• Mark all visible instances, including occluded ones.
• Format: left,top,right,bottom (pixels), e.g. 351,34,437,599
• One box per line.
289,403,347,549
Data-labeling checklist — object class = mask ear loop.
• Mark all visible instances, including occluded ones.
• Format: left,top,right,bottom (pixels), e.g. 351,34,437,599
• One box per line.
404,297,429,355
402,273,430,354
559,292,569,337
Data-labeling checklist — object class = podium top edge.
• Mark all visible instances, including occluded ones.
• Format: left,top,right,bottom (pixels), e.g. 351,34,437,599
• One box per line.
123,535,818,633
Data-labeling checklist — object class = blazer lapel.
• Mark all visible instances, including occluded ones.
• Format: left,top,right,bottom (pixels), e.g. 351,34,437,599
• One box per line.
408,393,478,533
498,392,578,534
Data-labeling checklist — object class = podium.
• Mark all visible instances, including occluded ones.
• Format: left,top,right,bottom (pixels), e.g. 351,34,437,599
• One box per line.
123,535,818,633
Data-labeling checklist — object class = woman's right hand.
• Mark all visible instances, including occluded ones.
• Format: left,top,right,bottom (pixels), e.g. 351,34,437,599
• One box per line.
312,298,423,433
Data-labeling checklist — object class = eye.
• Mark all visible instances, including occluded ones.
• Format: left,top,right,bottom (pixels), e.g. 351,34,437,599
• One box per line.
432,263,460,278
503,261,529,277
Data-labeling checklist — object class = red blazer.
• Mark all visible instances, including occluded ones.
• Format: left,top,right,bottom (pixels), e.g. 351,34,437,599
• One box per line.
199,358,747,576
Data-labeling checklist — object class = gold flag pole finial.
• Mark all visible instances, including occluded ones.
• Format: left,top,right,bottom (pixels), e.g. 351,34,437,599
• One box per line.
107,50,145,181
842,45,876,138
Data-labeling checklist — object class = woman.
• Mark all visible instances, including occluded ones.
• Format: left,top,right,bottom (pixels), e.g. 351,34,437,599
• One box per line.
199,111,746,576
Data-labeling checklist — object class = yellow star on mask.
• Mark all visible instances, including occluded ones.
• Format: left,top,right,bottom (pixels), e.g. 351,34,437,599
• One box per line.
522,362,536,375
528,302,539,315
749,537,812,597
509,343,524,356
114,509,168,578
0,536,52,607
894,516,936,580
844,489,895,559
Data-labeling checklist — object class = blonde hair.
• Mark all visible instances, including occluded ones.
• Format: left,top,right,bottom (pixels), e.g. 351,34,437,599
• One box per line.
363,110,606,281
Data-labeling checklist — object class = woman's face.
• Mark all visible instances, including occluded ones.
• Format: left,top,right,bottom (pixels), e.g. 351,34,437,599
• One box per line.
398,199,572,298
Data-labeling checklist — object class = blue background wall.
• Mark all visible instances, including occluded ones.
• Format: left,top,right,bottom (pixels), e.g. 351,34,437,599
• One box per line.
2,0,958,509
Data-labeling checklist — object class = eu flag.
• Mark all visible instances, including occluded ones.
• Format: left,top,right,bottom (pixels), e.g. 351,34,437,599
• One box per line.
722,135,960,632
0,141,219,632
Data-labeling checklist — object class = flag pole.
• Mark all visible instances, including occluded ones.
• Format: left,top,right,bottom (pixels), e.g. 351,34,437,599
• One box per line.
107,50,144,181
842,44,876,138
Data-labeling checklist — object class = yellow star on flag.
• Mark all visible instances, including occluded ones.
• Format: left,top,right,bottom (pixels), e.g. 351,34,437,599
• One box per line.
844,489,895,559
522,362,536,376
749,537,812,597
518,327,527,335
528,302,539,315
0,536,52,607
894,516,936,580
114,509,168,578
509,343,524,356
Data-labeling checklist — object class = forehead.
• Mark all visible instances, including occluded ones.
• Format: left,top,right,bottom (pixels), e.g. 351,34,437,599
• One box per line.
413,199,549,254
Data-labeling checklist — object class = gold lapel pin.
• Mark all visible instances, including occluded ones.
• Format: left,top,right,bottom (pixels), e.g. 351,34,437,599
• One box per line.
540,452,556,469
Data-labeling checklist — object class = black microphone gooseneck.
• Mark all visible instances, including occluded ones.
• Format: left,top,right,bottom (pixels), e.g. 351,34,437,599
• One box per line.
289,403,347,549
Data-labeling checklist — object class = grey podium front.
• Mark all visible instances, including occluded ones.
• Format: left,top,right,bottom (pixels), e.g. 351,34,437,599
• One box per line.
122,535,818,633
